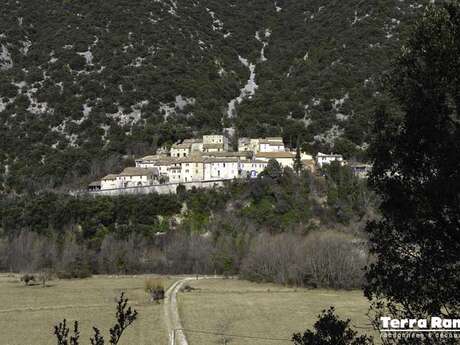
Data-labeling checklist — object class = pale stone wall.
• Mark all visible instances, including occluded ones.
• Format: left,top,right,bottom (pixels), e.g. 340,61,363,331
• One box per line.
203,161,239,180
87,179,227,196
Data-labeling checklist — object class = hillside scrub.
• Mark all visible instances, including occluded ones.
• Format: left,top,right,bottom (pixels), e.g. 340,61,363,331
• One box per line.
0,166,374,287
0,0,429,193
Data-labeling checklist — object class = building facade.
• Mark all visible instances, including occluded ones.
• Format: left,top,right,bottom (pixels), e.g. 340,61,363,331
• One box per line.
203,135,229,151
203,158,239,180
101,174,119,190
115,167,159,188
316,153,344,168
255,151,296,169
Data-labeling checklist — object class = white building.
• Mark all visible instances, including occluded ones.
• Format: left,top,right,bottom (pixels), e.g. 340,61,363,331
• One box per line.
101,174,119,190
136,155,161,168
255,151,296,169
168,166,182,183
183,138,204,153
239,160,268,178
203,143,225,153
202,151,253,160
203,158,239,180
259,137,285,152
349,162,372,178
316,152,344,168
238,138,252,152
116,167,159,188
179,156,204,182
171,142,191,158
238,137,285,153
203,134,229,151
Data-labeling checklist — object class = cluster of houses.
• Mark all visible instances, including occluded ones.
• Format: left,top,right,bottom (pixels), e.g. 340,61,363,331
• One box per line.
89,134,370,191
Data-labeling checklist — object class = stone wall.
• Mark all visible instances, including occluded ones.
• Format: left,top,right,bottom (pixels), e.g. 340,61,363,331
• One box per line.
86,179,229,196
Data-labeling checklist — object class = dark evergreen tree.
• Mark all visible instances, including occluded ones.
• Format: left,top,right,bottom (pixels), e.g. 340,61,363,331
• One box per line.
292,308,373,345
262,159,283,181
293,137,303,176
365,3,460,344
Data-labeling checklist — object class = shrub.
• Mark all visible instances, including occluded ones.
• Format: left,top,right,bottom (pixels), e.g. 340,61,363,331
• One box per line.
20,274,36,286
144,278,165,303
54,293,137,345
292,307,373,345
56,264,92,280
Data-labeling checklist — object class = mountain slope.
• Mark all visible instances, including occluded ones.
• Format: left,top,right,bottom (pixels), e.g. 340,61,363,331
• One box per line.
0,0,428,192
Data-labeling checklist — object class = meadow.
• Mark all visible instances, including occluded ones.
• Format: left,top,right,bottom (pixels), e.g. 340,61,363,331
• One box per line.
0,275,374,345
0,274,176,345
178,279,374,345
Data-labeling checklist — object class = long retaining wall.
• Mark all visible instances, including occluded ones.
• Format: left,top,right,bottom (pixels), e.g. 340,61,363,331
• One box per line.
86,179,229,196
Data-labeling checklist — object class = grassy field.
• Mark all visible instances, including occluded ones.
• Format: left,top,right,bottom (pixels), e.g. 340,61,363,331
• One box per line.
0,275,375,345
0,274,176,345
178,279,375,345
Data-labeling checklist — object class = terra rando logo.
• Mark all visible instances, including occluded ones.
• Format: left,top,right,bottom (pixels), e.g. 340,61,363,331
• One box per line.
379,317,460,340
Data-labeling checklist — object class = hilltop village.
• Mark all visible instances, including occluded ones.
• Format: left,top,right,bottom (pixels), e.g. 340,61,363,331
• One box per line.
88,134,360,192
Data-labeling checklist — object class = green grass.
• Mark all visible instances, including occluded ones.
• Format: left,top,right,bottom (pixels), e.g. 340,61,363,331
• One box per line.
0,274,376,345
0,274,176,345
178,278,375,345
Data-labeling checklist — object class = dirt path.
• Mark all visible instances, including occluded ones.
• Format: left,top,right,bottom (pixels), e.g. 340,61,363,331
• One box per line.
164,277,197,345
164,276,222,345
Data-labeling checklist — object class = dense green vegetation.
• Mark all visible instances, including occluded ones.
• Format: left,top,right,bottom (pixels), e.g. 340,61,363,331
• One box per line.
364,3,460,343
0,0,430,192
0,165,375,285
0,164,373,241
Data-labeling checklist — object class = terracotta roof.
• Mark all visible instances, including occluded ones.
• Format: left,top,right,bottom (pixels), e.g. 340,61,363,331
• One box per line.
139,155,159,161
101,174,118,180
317,152,343,158
154,159,176,166
183,138,203,144
255,152,295,158
202,151,252,158
204,157,239,163
203,134,225,138
203,143,224,149
177,156,205,163
119,167,159,176
172,143,191,149
240,159,268,164
258,140,285,145
348,162,372,168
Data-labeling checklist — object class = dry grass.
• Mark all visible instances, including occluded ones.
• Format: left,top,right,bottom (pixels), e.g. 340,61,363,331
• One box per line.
145,277,165,292
178,278,376,345
0,274,177,345
0,274,377,345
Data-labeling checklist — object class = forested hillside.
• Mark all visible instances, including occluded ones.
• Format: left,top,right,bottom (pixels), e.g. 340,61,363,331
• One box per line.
0,0,428,192
0,164,375,286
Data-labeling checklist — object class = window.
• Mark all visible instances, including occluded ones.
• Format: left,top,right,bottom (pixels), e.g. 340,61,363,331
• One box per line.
218,170,220,177
223,163,226,167
183,153,186,157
